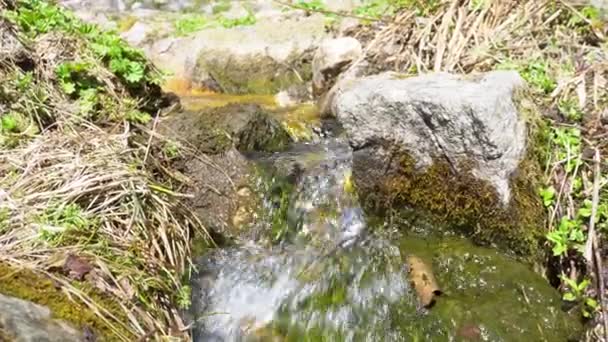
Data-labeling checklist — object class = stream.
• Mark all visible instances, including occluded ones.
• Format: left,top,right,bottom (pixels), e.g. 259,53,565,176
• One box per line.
186,101,579,342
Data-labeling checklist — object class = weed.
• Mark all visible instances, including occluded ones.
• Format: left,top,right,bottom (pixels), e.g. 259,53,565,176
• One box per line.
551,127,582,174
295,0,326,12
36,202,98,247
218,12,256,28
561,275,599,318
1,113,20,133
539,186,556,207
558,98,583,122
497,59,556,94
174,14,209,36
4,0,163,125
176,285,192,309
163,140,181,159
546,216,585,256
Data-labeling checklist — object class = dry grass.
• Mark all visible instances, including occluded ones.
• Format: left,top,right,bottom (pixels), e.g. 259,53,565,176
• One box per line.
0,123,204,340
0,1,207,339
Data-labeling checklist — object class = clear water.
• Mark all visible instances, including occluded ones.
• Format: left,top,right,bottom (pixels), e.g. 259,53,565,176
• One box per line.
190,139,580,342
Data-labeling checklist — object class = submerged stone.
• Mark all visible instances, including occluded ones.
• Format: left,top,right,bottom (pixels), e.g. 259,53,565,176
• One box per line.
158,103,292,239
331,71,545,257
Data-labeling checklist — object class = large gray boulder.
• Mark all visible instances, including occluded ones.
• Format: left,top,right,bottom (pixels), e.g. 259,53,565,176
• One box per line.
333,71,526,204
0,294,83,342
331,71,544,256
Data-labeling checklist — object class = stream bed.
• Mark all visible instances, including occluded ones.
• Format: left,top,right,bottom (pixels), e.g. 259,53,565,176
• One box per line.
187,119,580,341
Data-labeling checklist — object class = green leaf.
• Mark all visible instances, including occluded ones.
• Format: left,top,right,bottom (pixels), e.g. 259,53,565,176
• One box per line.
563,292,576,301
577,279,590,291
61,81,76,94
125,62,144,83
539,186,556,207
586,297,599,309
551,243,568,256
1,114,19,133
109,58,129,74
560,275,579,290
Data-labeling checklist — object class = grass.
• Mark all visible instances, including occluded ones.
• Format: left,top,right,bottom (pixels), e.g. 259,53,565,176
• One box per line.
174,14,210,36
172,10,257,36
0,0,209,340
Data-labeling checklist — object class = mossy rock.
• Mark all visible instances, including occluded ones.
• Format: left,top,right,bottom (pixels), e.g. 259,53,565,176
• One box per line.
0,263,132,340
196,52,313,95
332,71,546,260
354,140,545,259
159,103,292,154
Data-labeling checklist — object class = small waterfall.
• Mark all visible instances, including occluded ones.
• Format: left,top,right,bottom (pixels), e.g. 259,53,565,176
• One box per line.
190,139,578,341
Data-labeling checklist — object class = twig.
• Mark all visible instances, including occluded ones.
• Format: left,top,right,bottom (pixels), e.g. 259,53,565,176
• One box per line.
143,110,161,165
584,149,600,264
583,148,608,341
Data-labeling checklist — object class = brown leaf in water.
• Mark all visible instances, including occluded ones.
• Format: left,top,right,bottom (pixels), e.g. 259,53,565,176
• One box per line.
457,324,481,341
63,254,93,280
407,255,442,308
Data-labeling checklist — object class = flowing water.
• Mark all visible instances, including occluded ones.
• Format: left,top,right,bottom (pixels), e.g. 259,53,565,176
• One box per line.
188,104,580,341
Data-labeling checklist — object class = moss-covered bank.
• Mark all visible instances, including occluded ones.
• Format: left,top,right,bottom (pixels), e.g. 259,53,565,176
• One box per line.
0,263,131,340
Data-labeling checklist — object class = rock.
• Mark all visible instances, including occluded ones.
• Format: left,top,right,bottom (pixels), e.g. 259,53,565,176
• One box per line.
334,71,526,204
191,14,326,94
160,104,292,154
121,21,149,46
0,294,83,342
332,71,545,256
158,104,292,239
312,37,362,96
0,24,27,63
118,11,327,94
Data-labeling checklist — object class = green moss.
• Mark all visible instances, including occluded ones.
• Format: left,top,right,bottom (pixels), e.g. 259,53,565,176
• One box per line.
373,151,544,258
358,89,547,259
0,263,132,340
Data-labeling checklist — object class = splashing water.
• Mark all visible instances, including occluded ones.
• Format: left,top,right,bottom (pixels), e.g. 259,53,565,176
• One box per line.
190,139,580,341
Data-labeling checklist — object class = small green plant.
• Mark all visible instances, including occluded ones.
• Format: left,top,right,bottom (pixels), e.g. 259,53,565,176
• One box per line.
561,275,599,318
174,14,209,36
546,216,585,256
539,185,556,207
567,6,602,30
521,60,556,94
558,98,583,122
497,59,557,94
37,202,97,246
295,0,326,12
163,140,181,159
176,285,192,309
1,113,20,133
218,12,256,28
551,127,582,173
5,0,163,125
